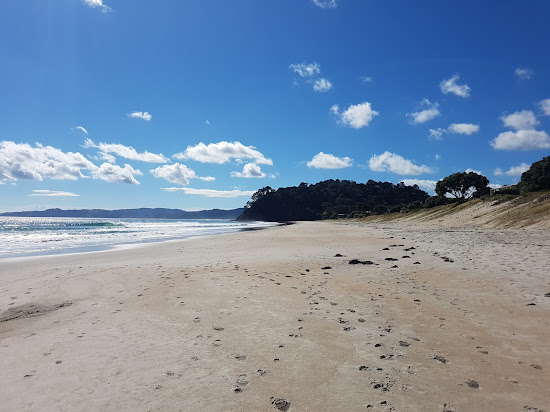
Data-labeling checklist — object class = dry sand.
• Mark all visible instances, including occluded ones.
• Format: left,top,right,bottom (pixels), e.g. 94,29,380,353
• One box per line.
0,221,549,411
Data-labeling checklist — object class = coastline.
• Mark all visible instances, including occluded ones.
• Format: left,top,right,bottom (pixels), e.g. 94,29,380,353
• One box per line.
1,221,549,411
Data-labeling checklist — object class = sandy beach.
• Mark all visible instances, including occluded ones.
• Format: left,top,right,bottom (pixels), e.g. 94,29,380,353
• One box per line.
1,221,549,412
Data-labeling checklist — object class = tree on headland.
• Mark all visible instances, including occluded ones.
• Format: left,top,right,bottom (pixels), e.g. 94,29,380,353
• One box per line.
435,172,489,200
519,156,550,192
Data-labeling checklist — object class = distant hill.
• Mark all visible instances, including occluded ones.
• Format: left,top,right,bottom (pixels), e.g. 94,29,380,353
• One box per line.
0,207,244,220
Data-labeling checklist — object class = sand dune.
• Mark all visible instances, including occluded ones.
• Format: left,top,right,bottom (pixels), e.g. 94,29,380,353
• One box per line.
1,221,549,411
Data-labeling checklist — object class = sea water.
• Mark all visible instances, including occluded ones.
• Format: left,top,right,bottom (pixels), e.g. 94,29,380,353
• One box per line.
0,217,273,258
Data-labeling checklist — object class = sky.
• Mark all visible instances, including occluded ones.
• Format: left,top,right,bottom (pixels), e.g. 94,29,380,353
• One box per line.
1,0,549,212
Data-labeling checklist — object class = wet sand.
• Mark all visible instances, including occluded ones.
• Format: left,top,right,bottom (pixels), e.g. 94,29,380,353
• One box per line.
0,221,549,411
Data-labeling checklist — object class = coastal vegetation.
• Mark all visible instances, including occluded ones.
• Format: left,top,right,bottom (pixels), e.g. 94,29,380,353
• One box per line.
237,179,429,221
238,155,550,222
435,172,489,200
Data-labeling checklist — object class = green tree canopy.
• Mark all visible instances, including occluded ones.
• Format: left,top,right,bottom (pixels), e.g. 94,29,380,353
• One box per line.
520,156,550,192
435,172,489,200
238,179,429,221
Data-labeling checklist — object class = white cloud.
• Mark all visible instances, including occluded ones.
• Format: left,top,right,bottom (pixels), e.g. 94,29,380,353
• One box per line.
150,163,215,185
174,141,272,165
369,152,433,175
515,68,533,80
84,139,169,163
539,99,550,116
313,78,332,92
492,109,550,150
313,0,337,8
332,102,379,129
400,179,438,192
206,120,211,125
307,152,353,169
501,110,539,130
429,128,446,140
72,126,88,135
128,111,152,121
161,187,256,198
0,141,96,182
435,154,441,160
491,130,550,150
489,183,503,190
28,190,80,197
83,0,111,12
408,99,440,124
289,63,320,78
448,123,480,135
440,75,471,98
231,163,266,178
361,76,373,83
92,163,142,184
494,163,530,176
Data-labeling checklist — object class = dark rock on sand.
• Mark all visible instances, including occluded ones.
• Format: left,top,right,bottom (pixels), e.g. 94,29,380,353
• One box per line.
349,259,374,265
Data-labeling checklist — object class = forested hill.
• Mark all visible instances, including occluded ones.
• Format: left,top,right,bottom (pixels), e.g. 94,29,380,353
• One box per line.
0,208,243,220
237,180,429,222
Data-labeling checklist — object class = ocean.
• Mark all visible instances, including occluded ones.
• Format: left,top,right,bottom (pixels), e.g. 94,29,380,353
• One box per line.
0,217,274,258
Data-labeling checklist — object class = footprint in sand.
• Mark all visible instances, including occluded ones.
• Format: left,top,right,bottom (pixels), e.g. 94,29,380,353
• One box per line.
236,374,249,386
270,397,291,411
465,379,479,389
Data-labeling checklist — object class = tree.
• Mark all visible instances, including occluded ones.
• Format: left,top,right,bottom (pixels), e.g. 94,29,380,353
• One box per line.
520,156,550,192
435,172,489,200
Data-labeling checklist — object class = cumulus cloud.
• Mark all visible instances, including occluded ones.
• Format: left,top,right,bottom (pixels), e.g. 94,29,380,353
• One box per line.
72,126,88,135
313,78,332,92
28,190,79,197
83,0,111,12
494,163,530,177
128,111,152,121
332,102,379,129
307,152,353,169
408,99,440,124
84,139,169,163
231,163,266,178
289,63,320,78
539,99,550,116
491,110,550,150
440,75,471,98
491,130,550,150
369,152,433,175
92,163,142,184
400,179,438,192
150,163,215,185
430,123,479,139
361,76,373,83
0,141,96,182
448,123,480,135
161,187,256,198
312,0,337,8
174,141,272,165
501,110,539,130
515,68,533,80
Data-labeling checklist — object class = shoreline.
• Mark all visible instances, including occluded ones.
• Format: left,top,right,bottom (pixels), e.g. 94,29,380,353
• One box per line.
1,221,549,411
0,220,277,262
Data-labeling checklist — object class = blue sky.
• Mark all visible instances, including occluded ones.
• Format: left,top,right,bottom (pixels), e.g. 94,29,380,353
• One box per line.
1,0,549,212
